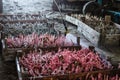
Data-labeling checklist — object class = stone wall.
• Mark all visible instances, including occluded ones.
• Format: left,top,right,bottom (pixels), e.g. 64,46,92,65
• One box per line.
0,0,3,13
2,0,52,14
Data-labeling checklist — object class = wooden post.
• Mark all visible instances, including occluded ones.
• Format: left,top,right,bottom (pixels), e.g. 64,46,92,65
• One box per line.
77,37,80,46
105,15,111,24
0,0,2,13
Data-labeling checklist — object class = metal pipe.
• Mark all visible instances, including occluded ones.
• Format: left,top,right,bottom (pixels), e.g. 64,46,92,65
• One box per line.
16,57,22,80
53,0,68,32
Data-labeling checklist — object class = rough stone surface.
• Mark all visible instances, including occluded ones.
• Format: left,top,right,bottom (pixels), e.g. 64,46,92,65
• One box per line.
3,0,52,14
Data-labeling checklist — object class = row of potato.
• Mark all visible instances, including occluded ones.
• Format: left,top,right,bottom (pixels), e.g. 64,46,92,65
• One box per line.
70,14,120,35
0,14,59,36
